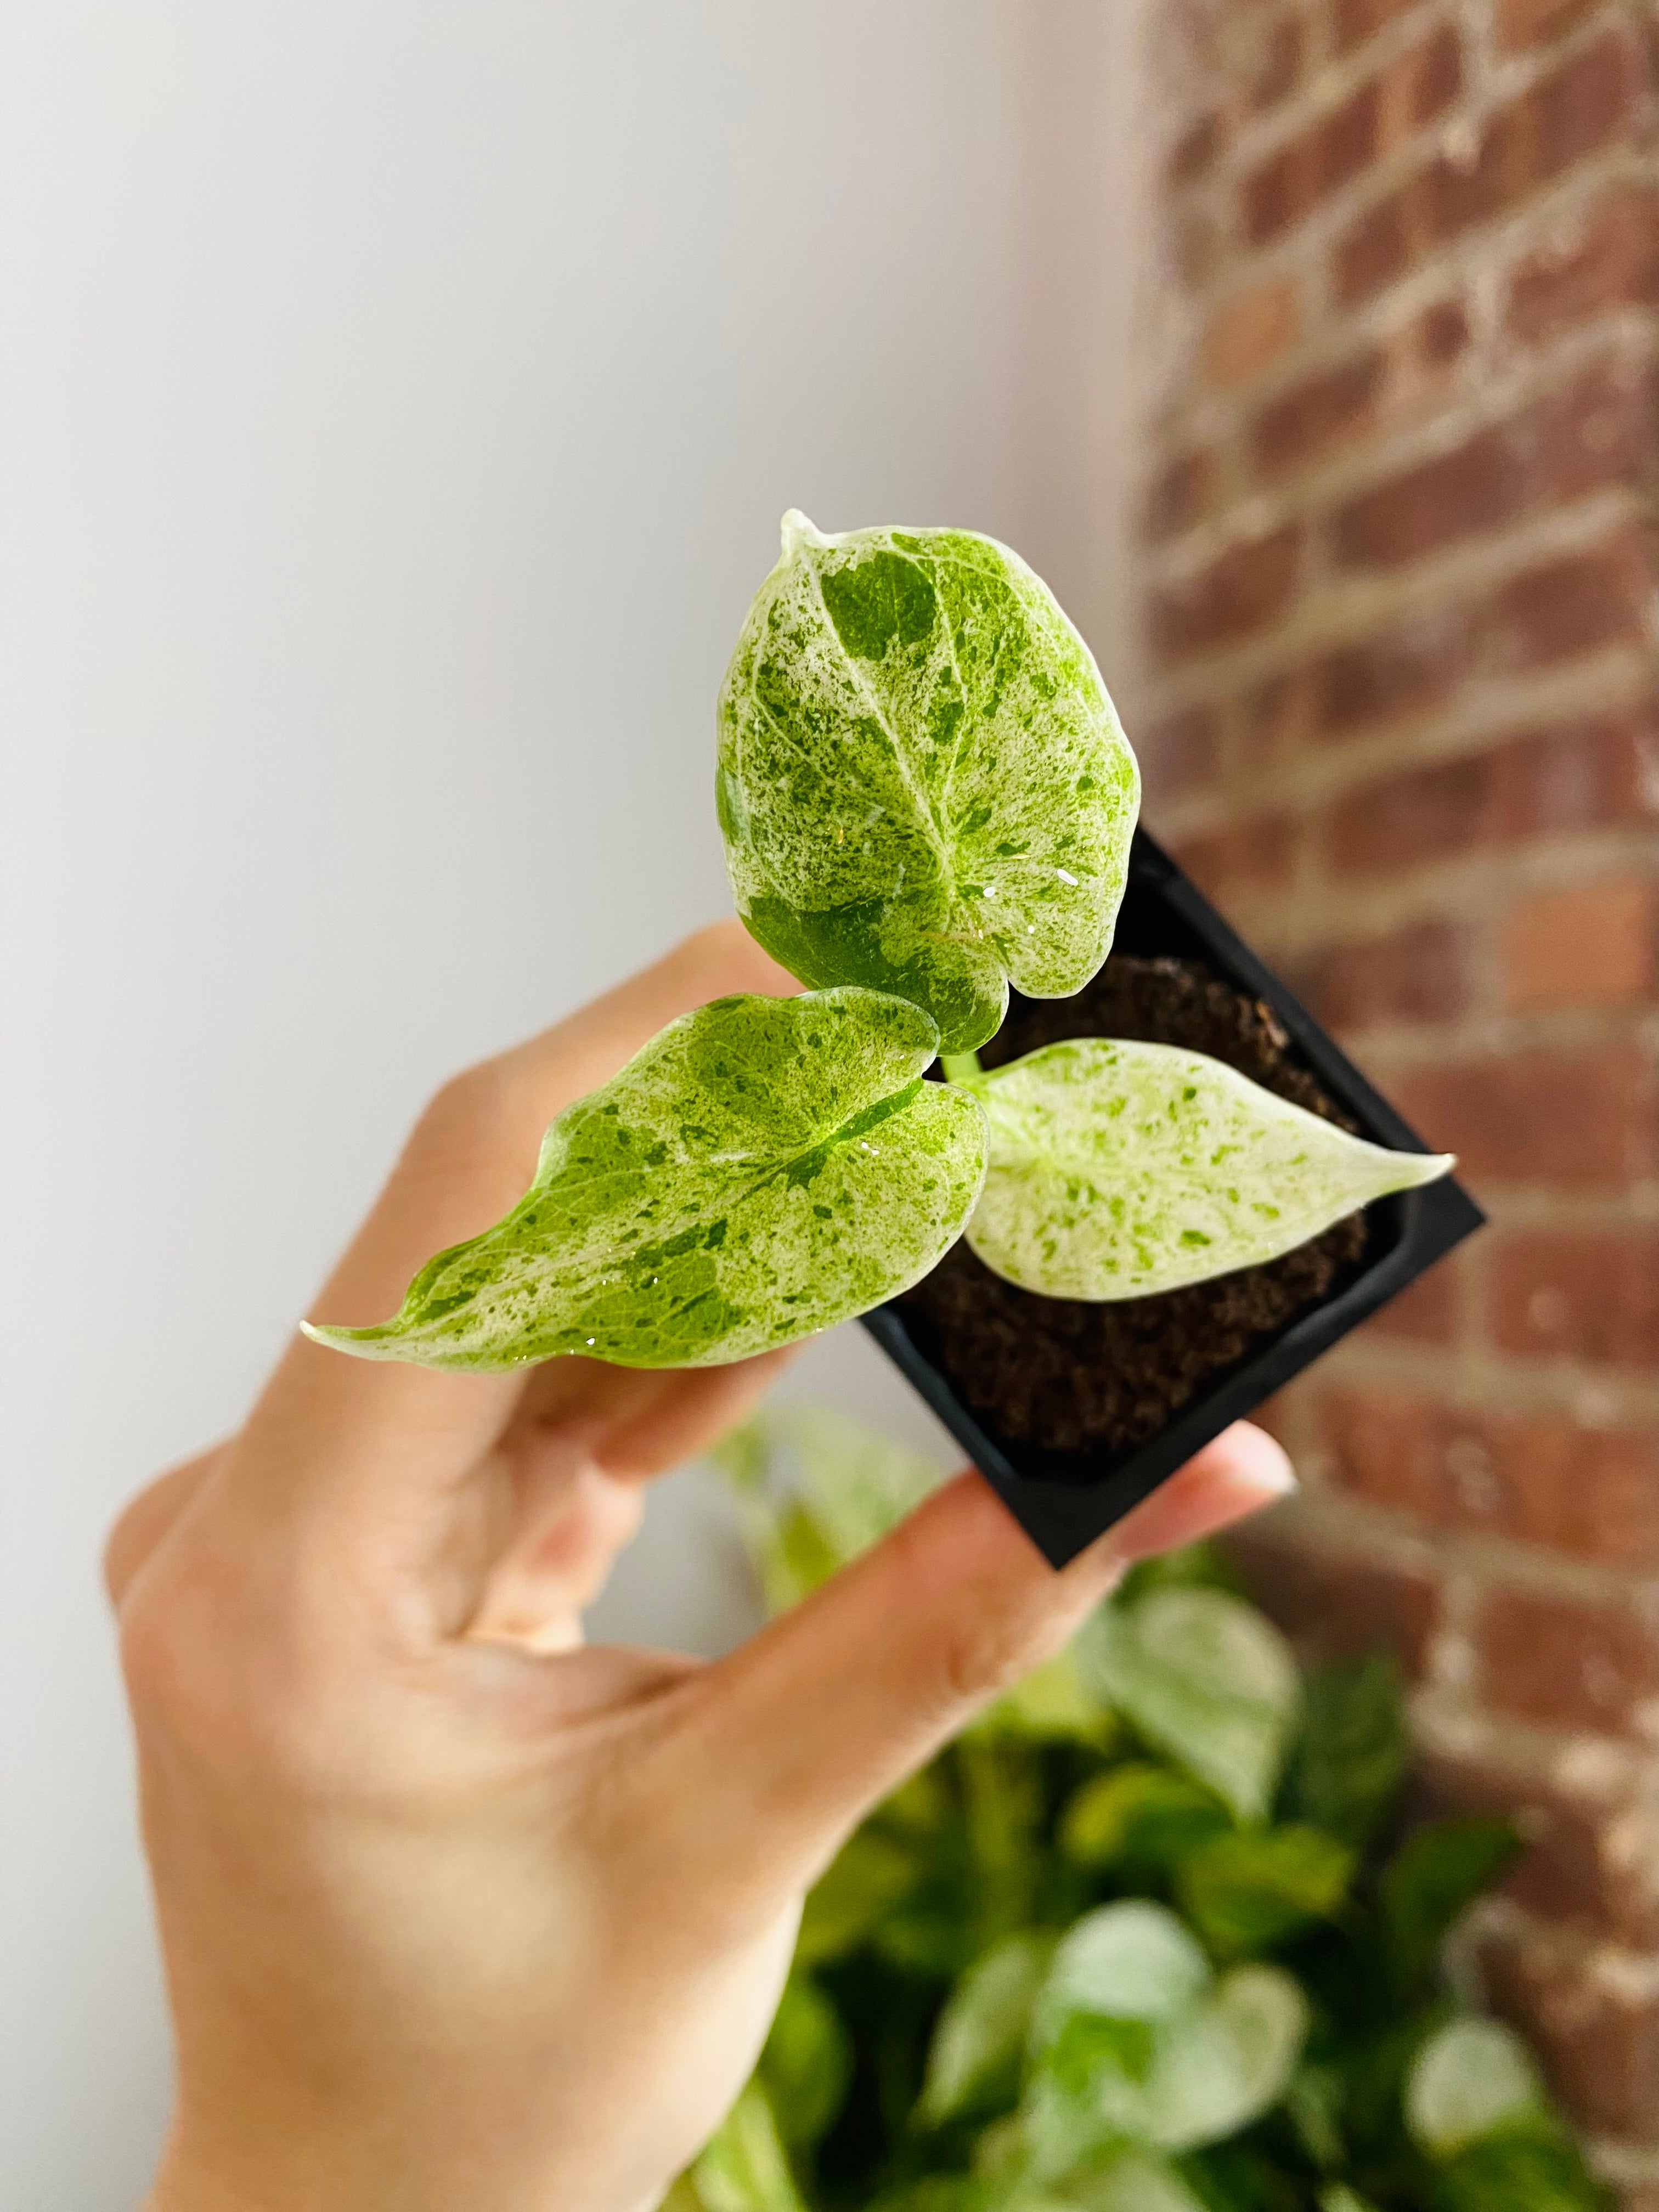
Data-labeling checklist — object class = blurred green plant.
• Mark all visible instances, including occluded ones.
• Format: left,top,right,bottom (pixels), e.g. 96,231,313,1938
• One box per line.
669,1409,1611,2212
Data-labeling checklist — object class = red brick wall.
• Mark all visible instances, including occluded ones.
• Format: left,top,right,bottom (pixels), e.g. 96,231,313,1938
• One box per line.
1137,2,1659,2194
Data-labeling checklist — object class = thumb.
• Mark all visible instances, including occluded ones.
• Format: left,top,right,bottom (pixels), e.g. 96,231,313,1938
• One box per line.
684,1422,1295,1888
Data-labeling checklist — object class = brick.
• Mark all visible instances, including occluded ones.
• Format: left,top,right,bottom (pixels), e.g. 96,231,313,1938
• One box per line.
1253,348,1386,478
1335,188,1410,303
1288,916,1474,1030
1334,0,1420,52
1331,358,1652,572
1203,274,1301,388
1333,31,1647,303
1169,811,1301,904
1169,109,1226,189
1239,667,1317,760
1497,0,1605,53
1324,708,1659,873
1360,1250,1462,1344
1317,605,1471,734
1493,709,1659,839
1487,527,1654,673
1320,1389,1659,1567
1144,447,1221,542
1327,750,1496,871
1226,1524,1441,1673
1476,1584,1659,1734
1483,1925,1659,2137
1333,421,1527,568
1503,873,1659,1010
1508,183,1659,343
1386,22,1464,143
1137,703,1224,803
1390,1044,1655,1190
1173,205,1224,290
1251,13,1305,114
1244,78,1382,242
1489,1228,1659,1369
1413,295,1470,368
1420,1747,1659,1946
1149,524,1303,661
1243,27,1461,245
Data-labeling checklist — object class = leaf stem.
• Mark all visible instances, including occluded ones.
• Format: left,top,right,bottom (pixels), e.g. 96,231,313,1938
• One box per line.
940,1051,983,1085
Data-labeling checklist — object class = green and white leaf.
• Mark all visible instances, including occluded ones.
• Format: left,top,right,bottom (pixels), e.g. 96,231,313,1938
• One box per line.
714,1406,946,1611
1406,2019,1547,2158
692,2084,807,2212
1068,2152,1211,2212
961,1038,1454,1299
919,1932,1057,2125
1031,1904,1212,2053
967,1645,1110,1746
304,988,985,1372
1028,1909,1305,2159
717,512,1139,1053
1135,1964,1308,2151
1081,1588,1302,1823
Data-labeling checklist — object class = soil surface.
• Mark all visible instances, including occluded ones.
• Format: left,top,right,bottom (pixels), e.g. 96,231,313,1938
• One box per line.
897,956,1369,1459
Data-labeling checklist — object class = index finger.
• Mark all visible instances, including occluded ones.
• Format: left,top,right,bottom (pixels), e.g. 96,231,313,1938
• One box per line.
222,921,798,1534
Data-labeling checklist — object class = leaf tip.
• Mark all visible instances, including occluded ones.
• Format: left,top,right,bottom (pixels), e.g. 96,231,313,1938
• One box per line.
300,1316,396,1361
779,508,828,561
1395,1149,1458,1191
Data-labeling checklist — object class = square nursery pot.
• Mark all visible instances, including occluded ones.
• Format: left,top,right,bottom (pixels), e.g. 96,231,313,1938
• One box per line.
861,827,1485,1568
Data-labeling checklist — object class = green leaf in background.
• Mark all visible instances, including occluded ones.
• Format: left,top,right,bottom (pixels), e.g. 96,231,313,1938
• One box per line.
1404,2019,1545,2158
918,1931,1057,2126
699,1417,1600,2210
1073,2152,1212,2212
760,1975,853,2153
961,1040,1454,1300
1430,2130,1613,2211
1381,1819,1523,2000
797,1830,921,1968
716,512,1139,1054
692,2084,806,2212
1286,2063,1347,2171
1175,1826,1356,1960
714,1407,946,1610
969,1646,1111,1747
1059,1765,1233,1879
1284,1657,1410,1849
304,988,985,1372
1082,1589,1302,1823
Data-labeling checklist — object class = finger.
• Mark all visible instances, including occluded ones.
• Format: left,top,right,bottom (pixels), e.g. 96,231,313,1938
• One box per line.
686,1423,1295,1882
221,923,797,1536
103,1449,222,1610
456,1346,798,1648
594,1347,798,1481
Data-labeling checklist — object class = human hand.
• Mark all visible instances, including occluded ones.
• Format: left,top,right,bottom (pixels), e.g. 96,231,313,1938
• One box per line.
108,922,1297,2212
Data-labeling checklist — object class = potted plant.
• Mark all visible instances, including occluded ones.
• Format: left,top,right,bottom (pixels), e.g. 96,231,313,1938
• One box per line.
304,515,1480,1559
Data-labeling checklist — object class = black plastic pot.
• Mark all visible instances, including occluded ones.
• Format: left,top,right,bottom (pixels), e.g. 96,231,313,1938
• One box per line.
861,828,1485,1567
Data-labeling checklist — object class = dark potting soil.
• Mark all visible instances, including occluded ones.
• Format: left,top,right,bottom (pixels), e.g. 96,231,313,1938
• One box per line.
897,956,1369,1459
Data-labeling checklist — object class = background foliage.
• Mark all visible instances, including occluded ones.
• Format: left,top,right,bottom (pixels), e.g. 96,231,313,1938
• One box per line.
668,1412,1611,2212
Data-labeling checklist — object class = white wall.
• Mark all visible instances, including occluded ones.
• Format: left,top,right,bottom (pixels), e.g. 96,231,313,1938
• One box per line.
0,5,1145,2202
